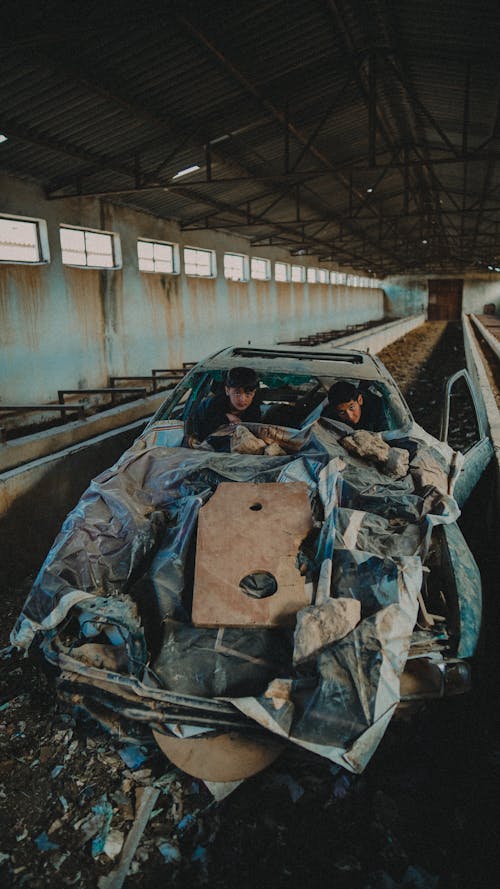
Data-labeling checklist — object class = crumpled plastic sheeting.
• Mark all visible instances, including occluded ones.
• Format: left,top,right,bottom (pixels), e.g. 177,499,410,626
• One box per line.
153,620,293,698
11,418,461,773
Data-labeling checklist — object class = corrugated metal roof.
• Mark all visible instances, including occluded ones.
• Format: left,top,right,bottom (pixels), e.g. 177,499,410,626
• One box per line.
0,0,499,274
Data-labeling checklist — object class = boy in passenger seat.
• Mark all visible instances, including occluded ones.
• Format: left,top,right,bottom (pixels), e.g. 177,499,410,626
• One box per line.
321,381,386,431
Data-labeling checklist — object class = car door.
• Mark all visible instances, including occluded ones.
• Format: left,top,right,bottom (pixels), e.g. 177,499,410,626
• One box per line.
439,369,494,507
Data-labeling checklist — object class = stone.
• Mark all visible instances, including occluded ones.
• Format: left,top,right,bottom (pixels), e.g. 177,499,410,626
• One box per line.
293,597,361,665
342,430,390,462
231,425,266,454
264,442,287,456
385,447,409,478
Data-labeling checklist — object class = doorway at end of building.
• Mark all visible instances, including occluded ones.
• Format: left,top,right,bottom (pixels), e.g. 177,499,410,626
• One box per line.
427,279,463,320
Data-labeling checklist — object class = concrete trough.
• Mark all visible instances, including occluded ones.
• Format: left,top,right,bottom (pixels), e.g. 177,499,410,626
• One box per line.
462,313,500,511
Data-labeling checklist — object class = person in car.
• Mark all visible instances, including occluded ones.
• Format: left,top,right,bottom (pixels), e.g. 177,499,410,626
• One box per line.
191,366,261,441
322,380,385,431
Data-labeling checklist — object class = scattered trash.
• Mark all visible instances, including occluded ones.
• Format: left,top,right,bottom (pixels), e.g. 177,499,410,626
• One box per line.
191,844,208,864
97,786,159,889
90,797,114,858
50,764,64,778
103,829,124,860
176,812,197,834
34,832,60,852
53,850,71,871
74,794,113,857
157,840,181,863
117,744,148,770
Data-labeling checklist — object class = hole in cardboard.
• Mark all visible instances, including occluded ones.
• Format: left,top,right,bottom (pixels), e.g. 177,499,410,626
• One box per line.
249,502,263,511
239,571,278,598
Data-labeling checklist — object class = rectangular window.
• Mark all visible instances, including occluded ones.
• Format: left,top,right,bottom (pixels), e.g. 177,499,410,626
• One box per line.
291,264,305,283
138,239,179,274
60,225,121,269
250,257,271,280
307,267,318,283
184,246,216,277
317,268,328,284
275,261,290,282
0,214,50,264
224,252,249,282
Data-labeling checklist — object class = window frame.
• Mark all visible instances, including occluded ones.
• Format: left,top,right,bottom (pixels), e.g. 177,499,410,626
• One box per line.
223,251,250,282
275,261,290,282
291,264,306,283
250,256,271,281
60,224,122,270
0,213,50,265
137,237,179,275
183,245,217,278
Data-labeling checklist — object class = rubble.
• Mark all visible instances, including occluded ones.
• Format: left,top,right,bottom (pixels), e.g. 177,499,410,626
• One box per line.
293,597,361,665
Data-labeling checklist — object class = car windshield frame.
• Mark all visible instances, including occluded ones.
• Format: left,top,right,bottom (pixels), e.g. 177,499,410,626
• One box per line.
149,366,411,433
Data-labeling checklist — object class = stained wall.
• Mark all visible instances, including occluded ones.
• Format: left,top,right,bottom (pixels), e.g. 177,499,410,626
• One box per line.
1,174,385,404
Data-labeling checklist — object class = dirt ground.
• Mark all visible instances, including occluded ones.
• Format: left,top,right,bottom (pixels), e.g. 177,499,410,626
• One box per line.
1,322,499,888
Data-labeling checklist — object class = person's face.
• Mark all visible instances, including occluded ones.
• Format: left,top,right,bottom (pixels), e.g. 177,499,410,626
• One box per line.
335,394,363,425
225,385,256,412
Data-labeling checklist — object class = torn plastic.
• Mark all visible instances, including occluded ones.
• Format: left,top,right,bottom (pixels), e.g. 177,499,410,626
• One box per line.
11,417,469,775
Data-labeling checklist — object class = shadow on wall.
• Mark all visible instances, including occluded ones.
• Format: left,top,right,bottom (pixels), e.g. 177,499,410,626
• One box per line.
1,426,142,588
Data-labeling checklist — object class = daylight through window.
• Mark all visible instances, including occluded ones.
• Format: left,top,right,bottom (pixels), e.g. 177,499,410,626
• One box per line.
291,264,305,282
138,239,178,273
224,252,249,282
60,226,120,269
0,215,49,264
275,261,290,282
184,246,216,277
250,257,271,280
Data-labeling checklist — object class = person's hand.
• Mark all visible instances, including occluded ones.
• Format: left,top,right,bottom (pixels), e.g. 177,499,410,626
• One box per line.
226,412,241,424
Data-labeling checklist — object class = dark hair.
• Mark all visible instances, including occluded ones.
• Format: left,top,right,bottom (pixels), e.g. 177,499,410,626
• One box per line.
225,366,259,391
327,381,359,407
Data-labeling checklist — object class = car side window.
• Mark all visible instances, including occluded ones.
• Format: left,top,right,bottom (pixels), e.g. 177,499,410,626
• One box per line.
440,370,483,453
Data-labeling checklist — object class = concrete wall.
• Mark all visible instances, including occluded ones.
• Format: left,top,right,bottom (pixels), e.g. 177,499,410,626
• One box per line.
1,173,386,405
382,276,428,318
462,276,500,314
0,420,145,584
383,273,500,317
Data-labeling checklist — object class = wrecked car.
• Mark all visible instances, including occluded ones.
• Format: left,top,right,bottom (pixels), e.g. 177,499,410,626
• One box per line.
10,345,493,783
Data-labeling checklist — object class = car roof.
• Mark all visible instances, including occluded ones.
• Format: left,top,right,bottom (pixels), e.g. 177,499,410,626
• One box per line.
190,344,391,383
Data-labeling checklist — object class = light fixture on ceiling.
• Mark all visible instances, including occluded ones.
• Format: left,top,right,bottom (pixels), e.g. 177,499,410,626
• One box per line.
172,164,201,180
0,134,7,144
421,239,428,245
366,186,373,193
